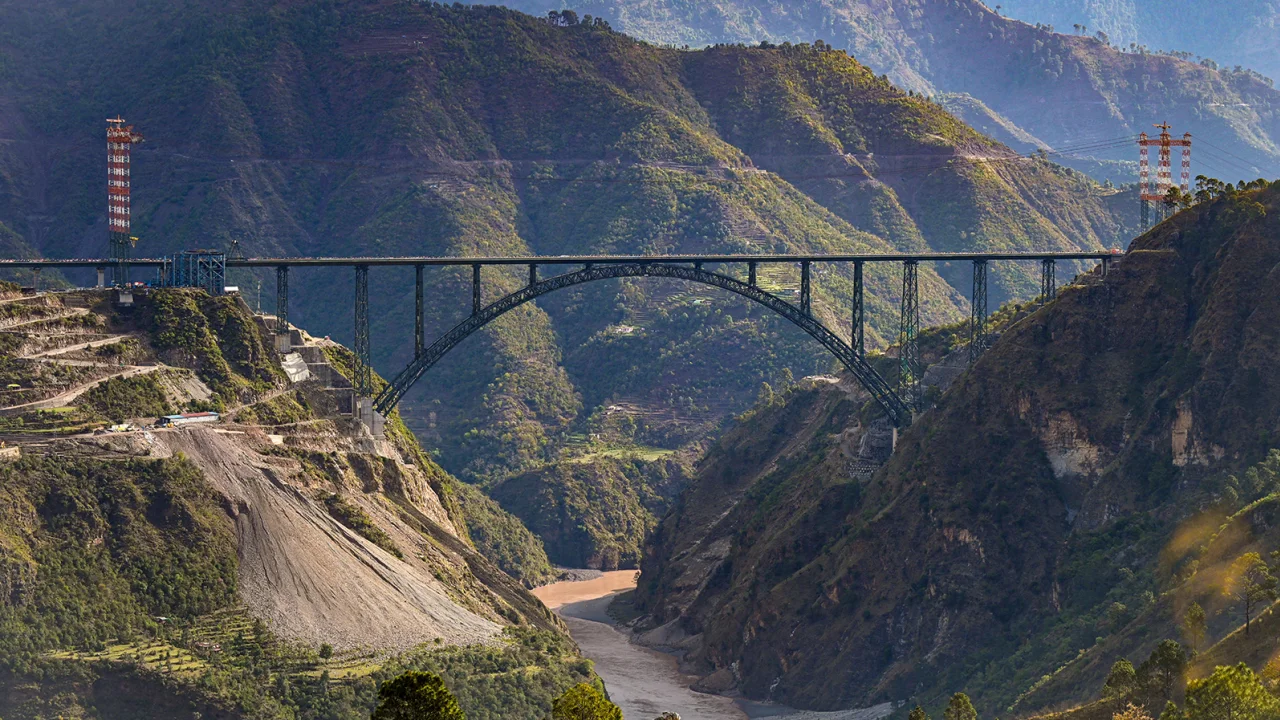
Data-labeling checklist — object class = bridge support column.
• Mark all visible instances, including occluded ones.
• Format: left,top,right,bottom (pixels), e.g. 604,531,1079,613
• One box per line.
800,260,812,315
472,264,481,315
96,267,105,288
748,261,757,288
31,267,40,294
1040,258,1056,304
355,265,371,397
852,261,864,357
528,263,537,288
899,260,921,411
1102,256,1111,277
969,259,988,365
415,264,424,359
274,266,291,354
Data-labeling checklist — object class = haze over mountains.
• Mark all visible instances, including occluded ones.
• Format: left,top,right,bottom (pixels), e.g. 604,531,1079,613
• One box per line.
996,0,1280,82
491,0,1280,182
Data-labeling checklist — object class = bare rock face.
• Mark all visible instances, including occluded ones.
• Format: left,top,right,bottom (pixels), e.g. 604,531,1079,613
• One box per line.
635,185,1280,713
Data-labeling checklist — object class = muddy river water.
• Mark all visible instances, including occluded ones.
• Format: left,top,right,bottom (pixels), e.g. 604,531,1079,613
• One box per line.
533,571,748,720
532,572,891,720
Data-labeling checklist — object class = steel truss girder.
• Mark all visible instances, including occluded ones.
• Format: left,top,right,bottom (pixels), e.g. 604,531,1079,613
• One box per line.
374,263,912,427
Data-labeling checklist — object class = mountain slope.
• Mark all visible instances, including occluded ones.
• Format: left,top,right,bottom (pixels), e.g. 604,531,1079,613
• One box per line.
0,287,586,719
997,0,1280,83
0,1,1134,496
635,180,1280,714
493,0,1280,181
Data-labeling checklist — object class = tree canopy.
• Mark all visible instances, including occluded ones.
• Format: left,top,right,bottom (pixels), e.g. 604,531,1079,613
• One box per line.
943,693,978,720
371,671,466,720
1186,663,1279,720
551,683,622,720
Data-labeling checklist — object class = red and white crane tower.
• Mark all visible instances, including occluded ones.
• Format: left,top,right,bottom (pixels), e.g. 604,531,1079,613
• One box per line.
1138,122,1191,229
107,117,144,285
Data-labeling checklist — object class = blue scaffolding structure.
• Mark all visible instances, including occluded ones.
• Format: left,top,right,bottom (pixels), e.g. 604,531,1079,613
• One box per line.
156,250,226,295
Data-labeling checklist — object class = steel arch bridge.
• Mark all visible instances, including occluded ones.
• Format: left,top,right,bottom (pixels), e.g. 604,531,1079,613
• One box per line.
372,262,913,426
0,250,1120,429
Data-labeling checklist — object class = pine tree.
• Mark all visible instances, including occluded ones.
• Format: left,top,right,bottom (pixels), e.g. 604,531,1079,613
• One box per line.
1224,553,1277,634
1181,603,1207,652
943,693,977,720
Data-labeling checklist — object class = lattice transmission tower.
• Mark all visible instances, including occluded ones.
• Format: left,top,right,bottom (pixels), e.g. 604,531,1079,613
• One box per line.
1138,122,1190,230
106,117,144,285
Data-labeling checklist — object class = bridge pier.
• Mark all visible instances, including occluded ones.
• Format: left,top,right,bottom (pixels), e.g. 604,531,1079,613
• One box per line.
970,259,988,365
274,266,291,353
852,261,865,357
1040,258,1056,303
472,264,481,315
800,260,812,315
528,263,537,288
354,265,371,397
899,261,921,410
415,264,424,358
748,261,757,288
96,267,105,288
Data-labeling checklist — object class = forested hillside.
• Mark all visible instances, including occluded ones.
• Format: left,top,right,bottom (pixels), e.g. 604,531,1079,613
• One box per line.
0,0,1136,562
635,180,1280,714
493,0,1280,182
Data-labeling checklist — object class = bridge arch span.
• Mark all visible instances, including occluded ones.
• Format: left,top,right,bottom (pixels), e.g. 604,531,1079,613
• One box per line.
373,263,912,426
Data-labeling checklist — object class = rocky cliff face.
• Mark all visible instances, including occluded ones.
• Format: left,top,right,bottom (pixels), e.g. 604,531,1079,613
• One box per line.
635,181,1280,714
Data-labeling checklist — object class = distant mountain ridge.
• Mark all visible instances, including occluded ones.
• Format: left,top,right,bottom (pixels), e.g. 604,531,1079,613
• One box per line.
492,0,1280,182
997,0,1280,82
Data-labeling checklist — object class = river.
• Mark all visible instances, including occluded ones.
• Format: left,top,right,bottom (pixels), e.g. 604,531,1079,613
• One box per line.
533,572,897,720
534,571,747,720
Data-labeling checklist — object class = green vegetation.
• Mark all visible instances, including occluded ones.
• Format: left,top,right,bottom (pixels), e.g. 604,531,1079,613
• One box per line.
486,455,691,569
451,482,556,587
78,373,174,421
321,492,404,559
234,390,314,425
0,454,237,668
551,682,622,720
143,290,278,403
372,670,466,720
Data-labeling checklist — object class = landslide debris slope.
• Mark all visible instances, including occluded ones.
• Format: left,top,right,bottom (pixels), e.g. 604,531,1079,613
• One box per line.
0,1,1134,500
635,181,1280,714
0,287,591,720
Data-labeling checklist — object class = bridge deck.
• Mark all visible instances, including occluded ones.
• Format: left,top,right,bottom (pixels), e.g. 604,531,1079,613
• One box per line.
0,251,1122,269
